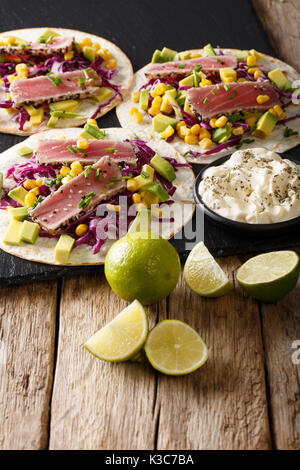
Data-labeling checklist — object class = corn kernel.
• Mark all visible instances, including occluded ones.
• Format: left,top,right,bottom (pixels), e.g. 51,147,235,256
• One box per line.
127,178,138,192
29,187,40,196
62,176,73,185
190,52,202,58
105,58,117,70
97,48,112,60
64,50,74,61
161,125,175,140
60,166,70,177
237,78,246,83
254,69,261,80
129,107,138,115
232,126,244,136
76,138,89,150
7,74,16,83
176,121,186,132
247,55,256,66
148,106,160,117
248,67,257,75
15,63,28,75
215,116,228,128
256,94,270,104
272,105,286,120
25,192,37,207
35,180,44,187
87,118,97,126
2,36,15,45
151,82,167,97
131,91,140,103
184,134,198,145
199,128,211,140
209,118,217,128
131,110,143,123
23,179,38,190
132,193,142,204
190,124,201,135
250,49,262,61
245,116,258,127
70,161,83,176
199,79,212,87
177,125,188,139
75,224,88,237
152,96,162,108
0,78,4,86
92,42,101,51
199,138,213,150
80,37,92,49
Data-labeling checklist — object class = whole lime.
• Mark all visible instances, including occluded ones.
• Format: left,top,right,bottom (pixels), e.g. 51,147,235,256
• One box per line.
104,233,181,305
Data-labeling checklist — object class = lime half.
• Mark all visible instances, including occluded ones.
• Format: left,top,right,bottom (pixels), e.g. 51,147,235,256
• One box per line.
183,241,233,297
145,320,208,376
83,300,148,362
237,250,299,302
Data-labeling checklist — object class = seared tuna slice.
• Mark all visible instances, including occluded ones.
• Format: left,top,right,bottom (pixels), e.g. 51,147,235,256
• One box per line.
0,36,74,56
36,139,137,167
10,70,101,107
29,156,126,234
145,56,237,79
187,81,280,120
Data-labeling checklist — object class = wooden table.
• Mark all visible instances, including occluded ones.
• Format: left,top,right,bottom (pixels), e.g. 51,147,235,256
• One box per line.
0,0,299,450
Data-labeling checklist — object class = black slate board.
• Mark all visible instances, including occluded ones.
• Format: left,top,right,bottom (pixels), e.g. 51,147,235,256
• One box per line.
0,0,299,285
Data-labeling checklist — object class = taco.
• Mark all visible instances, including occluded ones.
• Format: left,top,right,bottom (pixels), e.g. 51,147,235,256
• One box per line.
0,124,195,265
0,27,133,135
117,45,300,164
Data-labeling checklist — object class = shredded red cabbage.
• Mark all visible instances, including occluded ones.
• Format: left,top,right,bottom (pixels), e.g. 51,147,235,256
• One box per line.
17,107,30,131
0,99,13,108
277,114,300,125
6,155,58,185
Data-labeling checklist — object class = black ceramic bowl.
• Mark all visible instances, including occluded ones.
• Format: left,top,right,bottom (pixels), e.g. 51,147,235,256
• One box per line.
193,154,300,232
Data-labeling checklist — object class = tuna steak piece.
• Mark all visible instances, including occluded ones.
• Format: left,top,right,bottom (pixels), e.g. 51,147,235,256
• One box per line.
10,69,101,106
187,81,280,120
145,56,237,79
29,156,126,234
36,139,137,167
0,36,74,56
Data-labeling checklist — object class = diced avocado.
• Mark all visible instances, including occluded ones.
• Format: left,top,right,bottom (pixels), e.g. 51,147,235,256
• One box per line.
184,98,194,116
94,87,113,103
212,125,232,143
176,90,187,107
83,45,97,62
16,145,33,157
49,100,79,113
131,165,154,190
47,114,59,128
82,123,105,139
139,89,149,111
234,50,249,61
152,113,179,133
3,219,23,245
178,74,200,87
20,220,40,244
140,190,159,206
160,47,177,62
268,68,292,91
38,29,60,44
252,111,278,138
203,43,216,56
29,108,44,126
166,85,176,91
7,206,28,221
143,182,169,203
151,49,164,63
128,208,151,234
150,153,176,182
141,164,155,179
8,186,28,206
160,89,178,114
178,51,191,61
54,234,75,264
243,112,263,120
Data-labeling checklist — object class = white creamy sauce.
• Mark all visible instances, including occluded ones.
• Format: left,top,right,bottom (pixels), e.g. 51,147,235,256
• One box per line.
198,148,300,224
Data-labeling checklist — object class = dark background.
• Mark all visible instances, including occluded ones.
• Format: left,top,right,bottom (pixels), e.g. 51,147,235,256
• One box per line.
0,0,299,285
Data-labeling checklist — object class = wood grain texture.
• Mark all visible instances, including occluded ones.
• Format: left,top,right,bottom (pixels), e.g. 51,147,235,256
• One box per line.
253,0,300,72
155,257,271,450
0,281,57,449
49,274,159,450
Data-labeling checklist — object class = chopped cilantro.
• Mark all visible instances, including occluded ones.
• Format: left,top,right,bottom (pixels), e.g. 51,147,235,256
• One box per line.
78,192,96,209
203,97,209,104
284,126,298,138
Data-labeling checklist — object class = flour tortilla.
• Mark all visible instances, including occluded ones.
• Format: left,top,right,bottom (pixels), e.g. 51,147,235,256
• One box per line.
0,127,195,265
0,27,133,135
117,48,300,164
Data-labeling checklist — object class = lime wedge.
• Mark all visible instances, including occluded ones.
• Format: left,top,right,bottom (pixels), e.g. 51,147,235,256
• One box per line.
237,250,299,302
183,241,233,297
145,320,208,375
83,300,148,362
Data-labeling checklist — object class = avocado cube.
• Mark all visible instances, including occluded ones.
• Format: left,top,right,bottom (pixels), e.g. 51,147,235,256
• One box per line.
268,68,292,91
3,219,23,246
49,100,79,113
160,47,177,62
29,108,44,126
150,153,176,182
176,90,187,108
178,51,192,61
20,220,40,244
83,46,97,62
132,165,154,190
7,206,28,221
94,87,113,103
252,111,278,138
234,50,249,61
128,208,152,234
160,90,178,114
212,125,232,143
151,49,163,64
16,145,34,157
47,114,59,128
141,164,155,179
143,182,169,203
203,43,216,56
83,123,105,140
54,234,75,264
152,114,179,134
139,89,149,111
8,186,29,206
38,28,59,44
178,74,196,87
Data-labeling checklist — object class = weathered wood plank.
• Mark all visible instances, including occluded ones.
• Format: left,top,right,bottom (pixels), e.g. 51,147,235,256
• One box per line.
253,0,300,72
49,273,159,450
155,257,271,450
0,281,57,450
